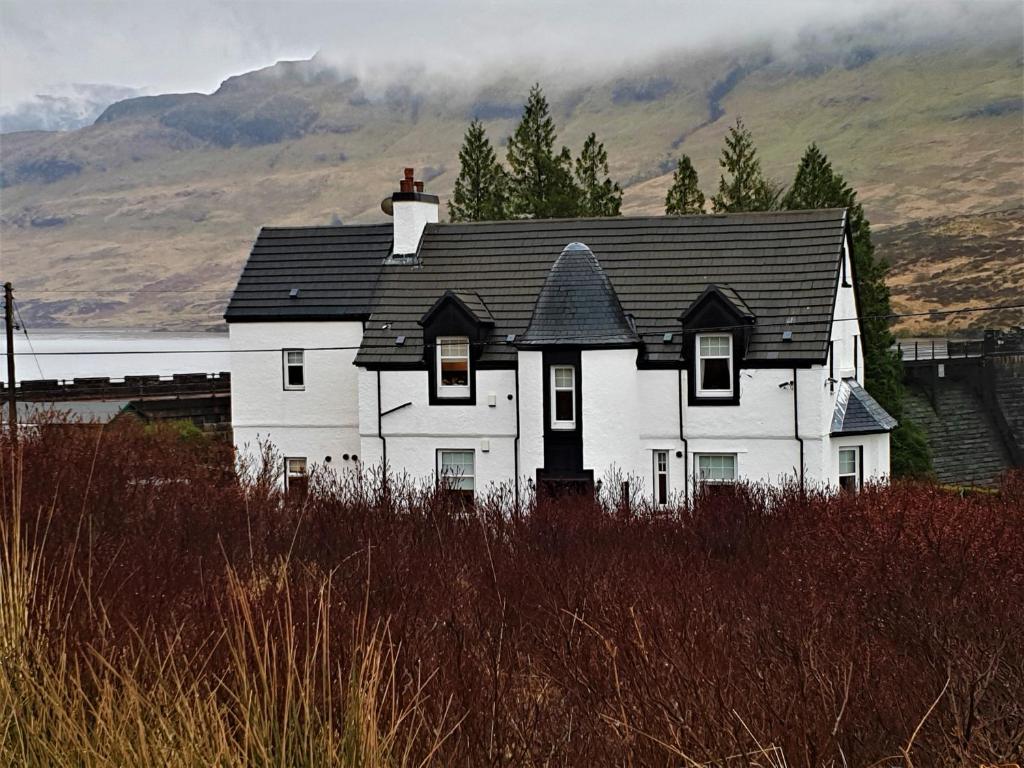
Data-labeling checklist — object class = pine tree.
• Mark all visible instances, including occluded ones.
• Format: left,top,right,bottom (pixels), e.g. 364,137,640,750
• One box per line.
711,118,781,213
664,155,705,215
786,143,931,476
574,133,622,217
448,120,507,222
505,84,578,218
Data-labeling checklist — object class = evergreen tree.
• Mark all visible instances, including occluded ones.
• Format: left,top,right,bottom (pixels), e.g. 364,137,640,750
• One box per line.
664,155,705,215
506,84,578,218
574,132,622,217
448,120,507,222
711,118,781,213
785,142,931,476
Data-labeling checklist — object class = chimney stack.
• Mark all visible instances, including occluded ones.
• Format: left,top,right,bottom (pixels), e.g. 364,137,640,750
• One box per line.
383,168,438,256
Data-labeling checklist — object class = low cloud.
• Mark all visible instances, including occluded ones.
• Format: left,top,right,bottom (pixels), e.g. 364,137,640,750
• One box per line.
1,0,1020,117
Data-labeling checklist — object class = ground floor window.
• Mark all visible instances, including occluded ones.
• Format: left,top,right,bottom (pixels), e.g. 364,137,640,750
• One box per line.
438,449,475,505
696,453,737,485
285,457,308,497
653,450,669,506
839,447,860,492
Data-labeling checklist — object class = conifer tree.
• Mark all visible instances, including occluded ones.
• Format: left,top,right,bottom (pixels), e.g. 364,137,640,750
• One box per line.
506,84,578,218
664,155,705,215
786,142,931,476
574,133,622,217
711,118,781,213
449,120,507,222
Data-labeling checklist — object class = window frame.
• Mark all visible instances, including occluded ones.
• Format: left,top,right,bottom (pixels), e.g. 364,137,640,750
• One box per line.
653,450,670,507
284,456,308,496
838,446,860,492
550,365,577,431
437,449,476,504
695,333,733,398
435,336,472,399
283,348,305,391
695,453,737,486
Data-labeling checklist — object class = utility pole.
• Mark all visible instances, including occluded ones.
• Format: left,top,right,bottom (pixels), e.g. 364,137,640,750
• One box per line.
4,282,16,448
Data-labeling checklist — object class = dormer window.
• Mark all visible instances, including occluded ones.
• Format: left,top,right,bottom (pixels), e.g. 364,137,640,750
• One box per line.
437,336,470,398
696,334,733,397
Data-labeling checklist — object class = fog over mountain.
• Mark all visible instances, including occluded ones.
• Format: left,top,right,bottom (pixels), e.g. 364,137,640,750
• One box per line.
1,0,1020,132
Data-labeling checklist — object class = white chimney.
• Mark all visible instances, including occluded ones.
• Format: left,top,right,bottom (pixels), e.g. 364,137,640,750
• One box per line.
382,168,439,257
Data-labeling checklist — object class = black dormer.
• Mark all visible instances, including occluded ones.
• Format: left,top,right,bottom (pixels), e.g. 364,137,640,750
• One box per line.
419,290,495,405
678,284,756,406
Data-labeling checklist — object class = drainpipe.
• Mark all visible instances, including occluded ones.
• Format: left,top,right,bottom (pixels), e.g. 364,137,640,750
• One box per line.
514,364,521,512
376,370,386,468
793,367,804,492
678,368,689,500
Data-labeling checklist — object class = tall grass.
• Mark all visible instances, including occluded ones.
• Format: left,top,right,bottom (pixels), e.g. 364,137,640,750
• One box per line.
1,417,1022,766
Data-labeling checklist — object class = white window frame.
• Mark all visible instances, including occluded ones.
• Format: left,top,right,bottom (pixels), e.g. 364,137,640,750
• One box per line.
283,349,305,390
838,447,860,492
653,450,670,507
696,333,733,398
436,336,471,399
438,449,475,495
550,365,576,430
695,453,737,485
285,457,307,491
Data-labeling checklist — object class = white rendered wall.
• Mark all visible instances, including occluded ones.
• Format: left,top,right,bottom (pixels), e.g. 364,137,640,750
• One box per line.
579,350,834,498
829,433,890,488
517,351,545,485
358,367,518,493
830,236,864,384
392,200,438,255
230,321,363,476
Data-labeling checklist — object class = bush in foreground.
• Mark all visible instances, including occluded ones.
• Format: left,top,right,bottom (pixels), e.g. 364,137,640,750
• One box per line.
1,419,1022,766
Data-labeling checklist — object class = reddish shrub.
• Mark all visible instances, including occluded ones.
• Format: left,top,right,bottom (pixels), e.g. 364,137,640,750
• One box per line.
3,421,1022,765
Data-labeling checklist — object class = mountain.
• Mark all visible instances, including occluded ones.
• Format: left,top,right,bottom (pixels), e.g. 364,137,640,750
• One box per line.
1,34,1022,332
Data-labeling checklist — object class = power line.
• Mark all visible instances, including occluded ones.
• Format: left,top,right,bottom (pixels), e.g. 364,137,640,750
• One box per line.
12,299,45,379
6,302,1022,357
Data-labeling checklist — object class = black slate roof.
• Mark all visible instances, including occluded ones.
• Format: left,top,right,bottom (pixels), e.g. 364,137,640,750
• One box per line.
355,210,848,367
518,242,639,347
831,378,898,435
224,225,390,321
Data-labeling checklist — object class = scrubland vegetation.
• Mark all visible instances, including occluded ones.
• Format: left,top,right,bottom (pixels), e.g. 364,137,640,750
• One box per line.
1,419,1022,766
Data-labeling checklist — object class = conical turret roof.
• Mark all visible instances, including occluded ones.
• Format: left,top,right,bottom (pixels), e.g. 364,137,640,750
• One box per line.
518,242,639,347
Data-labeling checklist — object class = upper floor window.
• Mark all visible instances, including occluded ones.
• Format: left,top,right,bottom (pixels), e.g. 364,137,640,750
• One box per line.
283,349,305,390
696,334,732,397
551,365,576,430
437,336,470,398
839,447,860,492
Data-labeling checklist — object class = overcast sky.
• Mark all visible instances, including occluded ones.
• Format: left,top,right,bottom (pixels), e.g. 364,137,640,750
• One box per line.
0,0,1019,109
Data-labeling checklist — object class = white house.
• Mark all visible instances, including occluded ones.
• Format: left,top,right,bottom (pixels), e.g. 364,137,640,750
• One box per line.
225,168,896,502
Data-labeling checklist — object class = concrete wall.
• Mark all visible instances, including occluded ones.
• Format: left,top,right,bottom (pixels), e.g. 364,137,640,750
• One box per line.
230,321,363,477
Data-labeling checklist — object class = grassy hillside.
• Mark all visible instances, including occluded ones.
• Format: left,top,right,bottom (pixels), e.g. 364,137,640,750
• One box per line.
1,40,1021,330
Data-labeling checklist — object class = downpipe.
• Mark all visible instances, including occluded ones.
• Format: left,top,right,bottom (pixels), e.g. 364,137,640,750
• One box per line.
793,366,805,493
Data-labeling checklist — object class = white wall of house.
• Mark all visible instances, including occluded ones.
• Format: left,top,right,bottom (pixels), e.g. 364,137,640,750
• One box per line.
230,321,363,476
830,432,891,487
830,237,864,384
517,351,545,485
358,367,519,491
